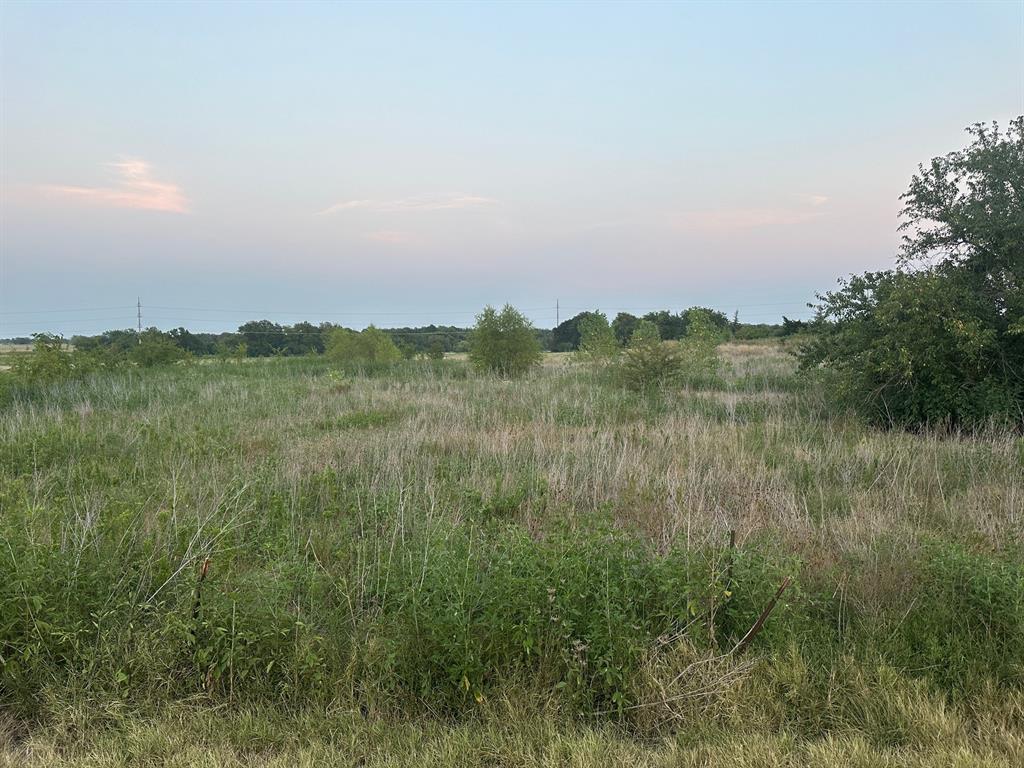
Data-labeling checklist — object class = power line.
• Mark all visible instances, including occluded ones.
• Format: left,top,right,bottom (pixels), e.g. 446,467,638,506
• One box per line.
0,316,139,330
0,306,137,315
0,298,814,319
144,305,555,317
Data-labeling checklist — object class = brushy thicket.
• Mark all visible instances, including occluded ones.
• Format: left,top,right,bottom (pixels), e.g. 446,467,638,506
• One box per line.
618,313,724,392
4,482,1022,721
801,118,1023,429
325,325,403,366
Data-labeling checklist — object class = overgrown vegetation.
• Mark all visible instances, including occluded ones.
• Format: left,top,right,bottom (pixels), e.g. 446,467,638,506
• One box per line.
467,304,543,376
1,340,1022,764
325,325,403,366
801,118,1023,429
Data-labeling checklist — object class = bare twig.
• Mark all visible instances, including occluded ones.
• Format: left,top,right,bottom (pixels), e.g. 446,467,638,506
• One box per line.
732,576,791,656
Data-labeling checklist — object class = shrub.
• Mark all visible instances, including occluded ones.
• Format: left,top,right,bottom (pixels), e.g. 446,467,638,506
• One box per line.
619,321,684,392
131,330,186,368
7,333,124,388
9,334,74,384
426,339,446,360
800,118,1024,429
325,326,401,366
801,270,1022,427
677,307,724,381
467,305,542,377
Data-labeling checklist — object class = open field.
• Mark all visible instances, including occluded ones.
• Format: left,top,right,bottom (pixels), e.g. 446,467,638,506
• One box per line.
0,346,32,373
1,343,1022,765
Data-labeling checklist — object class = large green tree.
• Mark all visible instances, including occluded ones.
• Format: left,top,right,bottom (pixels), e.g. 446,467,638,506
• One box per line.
238,320,286,357
551,311,604,351
611,312,639,345
801,118,1023,428
641,310,686,341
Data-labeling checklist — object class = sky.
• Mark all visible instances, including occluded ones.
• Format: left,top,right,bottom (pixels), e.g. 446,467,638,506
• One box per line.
1,0,1022,337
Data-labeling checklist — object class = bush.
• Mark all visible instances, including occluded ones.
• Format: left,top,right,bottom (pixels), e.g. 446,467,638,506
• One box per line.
426,339,446,360
617,312,723,391
131,330,186,368
800,118,1023,429
619,321,684,392
325,326,401,366
9,334,75,383
801,270,1022,427
677,308,724,381
7,334,128,390
467,305,542,377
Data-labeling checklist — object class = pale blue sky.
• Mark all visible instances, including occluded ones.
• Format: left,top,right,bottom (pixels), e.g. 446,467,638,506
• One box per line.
1,1,1022,335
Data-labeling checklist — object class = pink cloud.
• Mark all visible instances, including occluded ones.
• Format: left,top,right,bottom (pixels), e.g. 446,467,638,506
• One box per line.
671,194,830,232
800,194,830,207
317,195,497,216
40,159,188,213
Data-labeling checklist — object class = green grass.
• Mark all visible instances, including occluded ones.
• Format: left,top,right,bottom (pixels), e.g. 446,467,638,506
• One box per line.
1,345,1022,764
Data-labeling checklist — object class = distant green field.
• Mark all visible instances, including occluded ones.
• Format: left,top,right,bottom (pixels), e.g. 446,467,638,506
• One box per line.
2,344,1022,766
0,345,31,372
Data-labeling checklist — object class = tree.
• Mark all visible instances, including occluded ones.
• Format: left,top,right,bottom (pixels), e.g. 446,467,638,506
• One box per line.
641,310,686,340
132,329,186,367
551,311,604,351
630,319,661,346
468,304,542,377
681,307,729,333
238,320,285,357
800,118,1024,428
577,312,619,362
284,322,324,355
781,316,808,336
325,325,401,365
169,327,215,355
427,338,446,360
678,308,723,380
611,312,639,345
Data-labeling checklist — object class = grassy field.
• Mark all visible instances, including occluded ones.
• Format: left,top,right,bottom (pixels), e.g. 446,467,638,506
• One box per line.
0,345,32,373
1,343,1023,765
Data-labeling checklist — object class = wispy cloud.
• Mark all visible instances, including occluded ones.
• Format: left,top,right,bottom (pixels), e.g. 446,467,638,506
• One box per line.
363,230,417,245
671,194,829,232
40,159,188,213
672,208,819,231
316,195,497,216
799,194,830,207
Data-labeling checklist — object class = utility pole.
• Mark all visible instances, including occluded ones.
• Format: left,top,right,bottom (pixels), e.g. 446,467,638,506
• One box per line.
137,297,142,339
556,299,559,326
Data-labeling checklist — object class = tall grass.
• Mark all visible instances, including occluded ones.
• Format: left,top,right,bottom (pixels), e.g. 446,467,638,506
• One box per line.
1,346,1022,763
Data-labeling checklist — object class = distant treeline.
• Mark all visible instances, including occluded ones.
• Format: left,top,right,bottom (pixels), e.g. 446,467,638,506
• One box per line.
67,322,475,359
2,312,802,358
549,309,805,351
